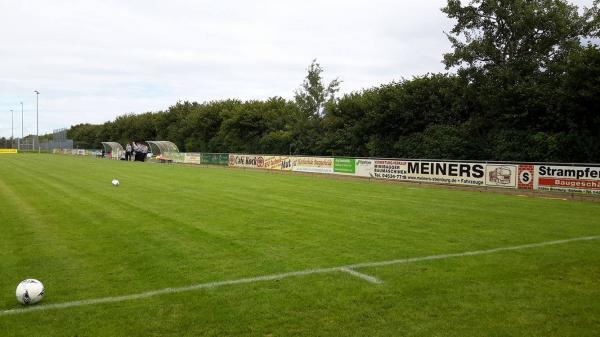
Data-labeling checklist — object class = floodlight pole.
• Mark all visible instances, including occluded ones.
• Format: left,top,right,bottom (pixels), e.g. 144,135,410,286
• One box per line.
10,109,14,148
19,102,23,150
34,90,39,153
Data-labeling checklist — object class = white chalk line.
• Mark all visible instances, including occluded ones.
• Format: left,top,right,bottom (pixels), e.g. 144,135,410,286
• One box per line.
340,267,383,284
1,235,598,317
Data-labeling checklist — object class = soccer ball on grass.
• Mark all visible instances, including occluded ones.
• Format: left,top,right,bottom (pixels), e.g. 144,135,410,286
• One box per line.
112,179,120,187
16,279,45,305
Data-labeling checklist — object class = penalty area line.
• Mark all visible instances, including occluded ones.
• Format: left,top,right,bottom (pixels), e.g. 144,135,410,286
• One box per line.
340,267,383,284
1,235,598,317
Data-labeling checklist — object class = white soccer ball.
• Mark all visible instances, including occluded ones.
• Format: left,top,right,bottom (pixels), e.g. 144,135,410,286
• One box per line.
16,279,45,305
112,179,120,186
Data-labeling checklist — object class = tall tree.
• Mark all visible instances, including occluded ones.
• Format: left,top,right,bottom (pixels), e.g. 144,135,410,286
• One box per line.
294,59,341,117
441,0,599,161
288,60,341,155
442,0,597,77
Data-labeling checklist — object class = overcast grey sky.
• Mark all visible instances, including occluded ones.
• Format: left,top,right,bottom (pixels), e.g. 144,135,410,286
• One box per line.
0,0,595,137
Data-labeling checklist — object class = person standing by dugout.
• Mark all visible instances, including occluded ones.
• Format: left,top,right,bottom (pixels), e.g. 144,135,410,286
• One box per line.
125,142,132,161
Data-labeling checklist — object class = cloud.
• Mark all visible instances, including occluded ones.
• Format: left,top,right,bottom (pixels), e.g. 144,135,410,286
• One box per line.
0,0,595,136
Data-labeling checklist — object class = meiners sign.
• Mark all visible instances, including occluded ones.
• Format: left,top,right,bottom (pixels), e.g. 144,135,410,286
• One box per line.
372,160,486,186
536,165,600,194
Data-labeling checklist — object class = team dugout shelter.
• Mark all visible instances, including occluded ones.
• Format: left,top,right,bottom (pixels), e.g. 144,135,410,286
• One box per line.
101,142,125,160
146,141,181,162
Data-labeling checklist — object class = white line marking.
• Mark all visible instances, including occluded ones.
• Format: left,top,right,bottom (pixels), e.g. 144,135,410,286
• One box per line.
343,235,600,270
1,235,598,317
0,267,339,317
340,267,383,284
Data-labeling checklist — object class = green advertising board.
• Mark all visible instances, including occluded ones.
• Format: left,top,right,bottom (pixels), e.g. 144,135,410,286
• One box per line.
333,158,356,174
201,153,229,166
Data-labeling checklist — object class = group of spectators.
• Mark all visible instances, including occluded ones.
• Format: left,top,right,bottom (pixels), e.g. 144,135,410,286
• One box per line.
125,142,149,161
100,142,150,161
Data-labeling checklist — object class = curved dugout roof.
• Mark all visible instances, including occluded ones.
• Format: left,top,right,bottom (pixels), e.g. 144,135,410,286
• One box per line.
101,142,124,153
101,142,125,159
146,141,179,156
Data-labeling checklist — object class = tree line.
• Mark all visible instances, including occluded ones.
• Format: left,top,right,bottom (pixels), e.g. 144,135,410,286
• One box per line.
68,0,600,163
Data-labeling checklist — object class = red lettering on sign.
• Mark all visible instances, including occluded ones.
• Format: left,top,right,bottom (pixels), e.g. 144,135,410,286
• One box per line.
538,178,600,189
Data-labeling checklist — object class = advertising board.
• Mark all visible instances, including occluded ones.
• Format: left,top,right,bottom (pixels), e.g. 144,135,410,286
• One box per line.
183,153,201,164
263,156,292,171
229,154,261,168
535,165,600,194
371,160,486,186
291,157,334,174
485,164,517,188
333,158,356,174
355,159,374,178
518,164,535,190
201,153,229,166
167,152,185,163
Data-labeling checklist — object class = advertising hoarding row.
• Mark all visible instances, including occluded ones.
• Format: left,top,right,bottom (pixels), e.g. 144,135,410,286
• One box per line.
362,160,599,194
54,149,599,195
53,149,87,156
228,154,293,171
227,154,598,194
229,154,336,173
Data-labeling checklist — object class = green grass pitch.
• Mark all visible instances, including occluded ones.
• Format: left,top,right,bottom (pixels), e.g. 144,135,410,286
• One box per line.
1,153,599,336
